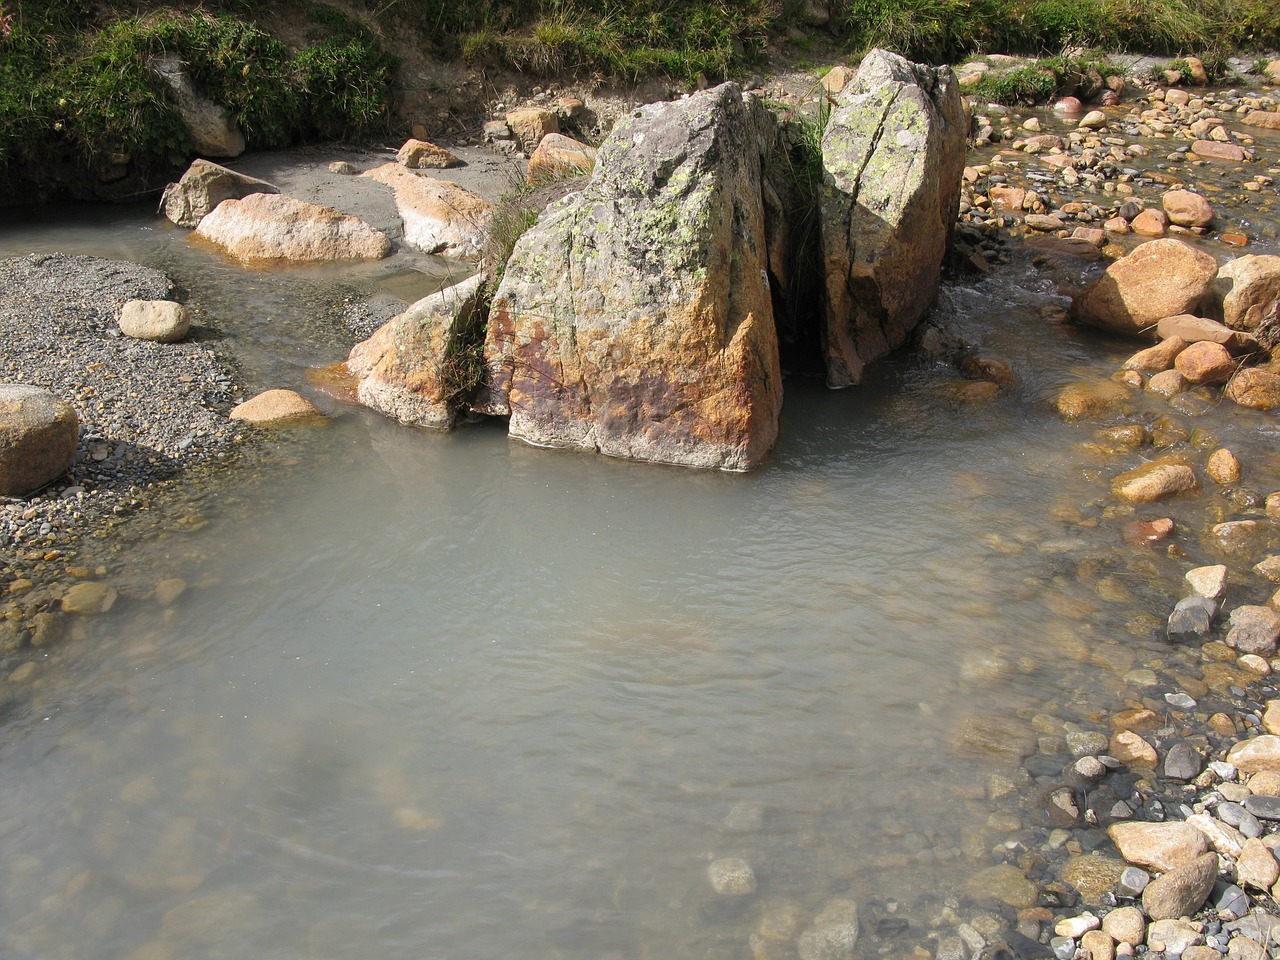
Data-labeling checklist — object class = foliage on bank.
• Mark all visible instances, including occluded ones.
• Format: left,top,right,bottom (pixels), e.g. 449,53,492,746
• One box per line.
0,0,397,203
424,0,1279,80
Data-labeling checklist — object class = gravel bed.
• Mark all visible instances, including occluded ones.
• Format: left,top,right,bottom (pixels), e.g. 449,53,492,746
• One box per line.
0,252,241,559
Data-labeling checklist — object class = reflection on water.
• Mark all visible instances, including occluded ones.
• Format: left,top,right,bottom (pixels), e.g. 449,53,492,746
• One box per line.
0,197,1272,960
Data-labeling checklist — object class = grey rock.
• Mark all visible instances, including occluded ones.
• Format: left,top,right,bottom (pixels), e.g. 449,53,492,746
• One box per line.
936,936,967,960
1164,742,1202,781
1168,596,1217,643
798,897,859,960
1209,762,1237,781
1165,693,1198,710
1210,881,1249,920
151,55,245,157
707,858,757,896
724,801,766,833
1217,802,1250,827
1242,795,1280,821
1050,937,1076,960
1068,731,1111,758
1118,866,1151,897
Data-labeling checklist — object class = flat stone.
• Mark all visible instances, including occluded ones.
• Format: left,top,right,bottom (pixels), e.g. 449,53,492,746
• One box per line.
195,193,392,262
1191,140,1247,162
228,389,323,426
60,581,118,615
1057,381,1132,419
1164,741,1202,780
1186,812,1244,857
966,864,1038,908
796,897,859,960
396,138,464,169
1236,837,1280,890
1108,820,1209,872
1125,337,1188,373
1148,918,1203,954
1243,794,1280,820
1244,110,1280,130
1157,314,1256,352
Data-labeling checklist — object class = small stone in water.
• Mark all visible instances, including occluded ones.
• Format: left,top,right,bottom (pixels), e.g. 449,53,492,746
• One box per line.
1165,693,1197,710
1168,596,1217,643
707,858,756,896
723,801,765,833
1051,936,1077,960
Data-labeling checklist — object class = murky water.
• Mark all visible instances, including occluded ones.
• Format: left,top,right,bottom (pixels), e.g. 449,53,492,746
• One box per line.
2,132,1280,960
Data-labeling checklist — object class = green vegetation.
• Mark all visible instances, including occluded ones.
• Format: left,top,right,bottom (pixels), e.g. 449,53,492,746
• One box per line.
0,1,396,202
968,52,1123,104
390,0,1280,82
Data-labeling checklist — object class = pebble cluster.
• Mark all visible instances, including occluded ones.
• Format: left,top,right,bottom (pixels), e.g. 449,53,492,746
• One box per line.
1,253,241,656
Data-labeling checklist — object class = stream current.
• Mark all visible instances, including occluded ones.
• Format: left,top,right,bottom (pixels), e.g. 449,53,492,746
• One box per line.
1,133,1279,960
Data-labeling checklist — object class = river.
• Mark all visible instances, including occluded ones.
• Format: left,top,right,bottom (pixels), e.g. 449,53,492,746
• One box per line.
1,96,1278,960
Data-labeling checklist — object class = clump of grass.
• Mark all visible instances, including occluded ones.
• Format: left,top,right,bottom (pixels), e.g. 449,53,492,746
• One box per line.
480,166,589,287
970,64,1058,104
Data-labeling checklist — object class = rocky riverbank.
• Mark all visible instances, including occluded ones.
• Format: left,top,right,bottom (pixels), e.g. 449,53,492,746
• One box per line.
3,46,1280,960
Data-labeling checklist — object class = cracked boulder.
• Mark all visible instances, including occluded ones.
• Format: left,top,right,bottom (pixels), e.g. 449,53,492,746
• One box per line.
474,82,783,471
819,48,966,387
344,274,488,429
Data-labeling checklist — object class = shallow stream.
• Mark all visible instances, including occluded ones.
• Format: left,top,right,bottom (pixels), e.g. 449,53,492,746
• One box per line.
1,112,1279,960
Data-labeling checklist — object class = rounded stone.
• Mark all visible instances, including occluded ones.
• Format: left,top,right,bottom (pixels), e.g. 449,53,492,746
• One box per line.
0,384,79,497
119,299,191,343
1208,449,1242,484
1162,190,1214,228
1102,905,1147,945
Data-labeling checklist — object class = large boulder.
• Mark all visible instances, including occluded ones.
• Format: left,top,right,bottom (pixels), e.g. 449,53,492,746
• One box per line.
0,384,78,496
194,194,392,263
151,55,245,158
1072,239,1219,337
1203,255,1280,334
819,48,966,387
344,274,488,429
474,83,783,471
361,163,491,258
160,159,279,228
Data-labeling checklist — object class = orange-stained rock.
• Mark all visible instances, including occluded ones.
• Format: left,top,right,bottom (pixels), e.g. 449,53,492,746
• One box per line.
1112,462,1197,503
1207,448,1241,484
1243,111,1280,130
1162,189,1214,228
475,83,783,471
1227,368,1280,410
194,194,391,262
820,49,966,387
344,275,488,429
1123,336,1187,373
527,133,597,184
1173,340,1235,384
362,163,491,258
396,138,464,169
506,107,558,151
1131,209,1168,237
229,389,323,425
1071,239,1218,338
